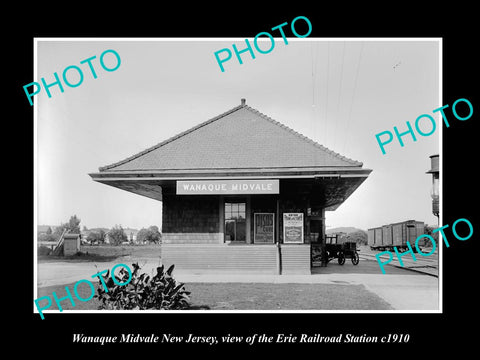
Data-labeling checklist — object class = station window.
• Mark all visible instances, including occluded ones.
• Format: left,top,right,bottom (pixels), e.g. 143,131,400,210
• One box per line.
224,200,246,242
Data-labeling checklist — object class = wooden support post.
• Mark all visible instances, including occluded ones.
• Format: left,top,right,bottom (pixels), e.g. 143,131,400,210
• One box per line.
276,199,280,244
276,198,282,275
219,196,224,244
321,209,327,267
246,195,251,244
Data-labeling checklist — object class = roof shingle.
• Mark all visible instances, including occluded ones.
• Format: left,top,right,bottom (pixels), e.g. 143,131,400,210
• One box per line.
99,102,363,172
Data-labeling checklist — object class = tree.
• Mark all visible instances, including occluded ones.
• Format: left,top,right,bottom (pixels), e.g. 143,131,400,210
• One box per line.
86,232,97,244
98,229,106,243
147,226,162,244
68,215,81,234
108,225,128,246
347,230,368,245
423,225,439,246
54,215,82,239
53,226,64,240
137,226,162,244
136,228,149,244
87,230,106,244
46,226,52,235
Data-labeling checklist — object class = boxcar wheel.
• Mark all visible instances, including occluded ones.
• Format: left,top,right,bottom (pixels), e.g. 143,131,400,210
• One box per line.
352,251,359,265
338,253,345,265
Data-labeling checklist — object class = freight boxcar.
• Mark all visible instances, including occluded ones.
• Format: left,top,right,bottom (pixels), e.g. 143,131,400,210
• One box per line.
391,220,425,250
368,220,425,251
368,227,384,249
374,228,382,247
382,224,393,248
367,228,375,248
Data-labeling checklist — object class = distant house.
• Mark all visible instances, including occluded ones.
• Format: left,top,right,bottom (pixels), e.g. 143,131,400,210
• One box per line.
80,229,92,243
123,228,139,242
103,227,138,245
81,228,109,244
104,232,111,244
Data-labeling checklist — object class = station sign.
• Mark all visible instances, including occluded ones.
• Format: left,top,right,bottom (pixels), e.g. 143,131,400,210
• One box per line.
177,179,279,195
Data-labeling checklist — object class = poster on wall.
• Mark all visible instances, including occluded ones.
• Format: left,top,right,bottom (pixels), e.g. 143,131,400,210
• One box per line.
254,213,274,243
283,213,304,243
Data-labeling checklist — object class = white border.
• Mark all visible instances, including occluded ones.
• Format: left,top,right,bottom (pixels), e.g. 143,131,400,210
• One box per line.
33,37,443,316
33,38,39,311
438,37,443,314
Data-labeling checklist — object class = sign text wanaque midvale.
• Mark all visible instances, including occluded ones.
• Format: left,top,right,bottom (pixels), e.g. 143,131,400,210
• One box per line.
176,180,280,195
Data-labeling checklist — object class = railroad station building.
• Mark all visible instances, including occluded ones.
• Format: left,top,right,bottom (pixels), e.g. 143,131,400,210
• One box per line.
89,99,371,275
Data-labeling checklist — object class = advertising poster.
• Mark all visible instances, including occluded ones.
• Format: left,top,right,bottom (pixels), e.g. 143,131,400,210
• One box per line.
283,213,304,243
254,213,274,243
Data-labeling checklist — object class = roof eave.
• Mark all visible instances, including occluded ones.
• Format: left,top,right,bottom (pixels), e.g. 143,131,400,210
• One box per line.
89,167,372,181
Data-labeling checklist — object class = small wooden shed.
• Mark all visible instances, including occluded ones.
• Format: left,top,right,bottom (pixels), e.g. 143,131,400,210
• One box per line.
63,233,81,256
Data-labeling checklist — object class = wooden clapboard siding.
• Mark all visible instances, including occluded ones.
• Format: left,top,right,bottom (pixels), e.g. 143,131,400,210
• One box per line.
162,244,278,274
63,234,80,256
161,244,312,275
162,233,222,244
280,245,311,274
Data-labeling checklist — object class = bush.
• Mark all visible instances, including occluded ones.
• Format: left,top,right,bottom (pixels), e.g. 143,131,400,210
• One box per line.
94,263,191,310
338,230,368,245
38,245,52,256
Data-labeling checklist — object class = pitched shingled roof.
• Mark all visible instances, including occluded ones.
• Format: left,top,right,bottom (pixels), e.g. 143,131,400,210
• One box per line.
99,100,363,173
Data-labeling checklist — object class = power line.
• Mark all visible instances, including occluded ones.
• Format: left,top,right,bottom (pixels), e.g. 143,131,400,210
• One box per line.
324,42,330,147
333,41,346,151
311,43,315,104
311,42,319,150
311,42,319,106
342,41,364,155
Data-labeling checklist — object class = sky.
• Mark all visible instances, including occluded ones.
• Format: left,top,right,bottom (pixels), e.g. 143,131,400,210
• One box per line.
35,38,440,231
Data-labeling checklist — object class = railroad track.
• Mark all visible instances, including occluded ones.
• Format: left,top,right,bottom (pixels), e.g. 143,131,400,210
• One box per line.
358,251,439,277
